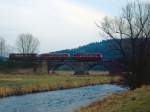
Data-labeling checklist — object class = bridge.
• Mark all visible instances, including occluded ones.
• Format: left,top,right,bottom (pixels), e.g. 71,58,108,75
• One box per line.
48,60,101,75
9,53,122,75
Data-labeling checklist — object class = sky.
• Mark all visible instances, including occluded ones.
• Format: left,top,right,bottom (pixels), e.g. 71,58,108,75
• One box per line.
0,0,148,53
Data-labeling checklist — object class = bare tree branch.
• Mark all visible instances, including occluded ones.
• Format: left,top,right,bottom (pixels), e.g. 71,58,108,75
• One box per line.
16,33,40,54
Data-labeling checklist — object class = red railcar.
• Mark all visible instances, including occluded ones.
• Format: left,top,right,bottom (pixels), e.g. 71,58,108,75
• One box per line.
38,53,70,61
74,53,102,61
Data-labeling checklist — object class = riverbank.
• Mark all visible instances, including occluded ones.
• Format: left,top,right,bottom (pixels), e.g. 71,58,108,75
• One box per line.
80,86,150,112
0,74,120,97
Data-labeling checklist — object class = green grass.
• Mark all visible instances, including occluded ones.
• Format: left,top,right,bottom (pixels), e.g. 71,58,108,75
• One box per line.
0,74,117,97
80,86,150,112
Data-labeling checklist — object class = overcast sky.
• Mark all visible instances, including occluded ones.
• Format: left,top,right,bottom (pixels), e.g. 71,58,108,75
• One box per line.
0,0,148,52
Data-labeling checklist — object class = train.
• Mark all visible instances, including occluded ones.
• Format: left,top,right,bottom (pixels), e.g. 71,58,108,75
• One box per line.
73,53,102,61
9,53,37,61
9,53,102,61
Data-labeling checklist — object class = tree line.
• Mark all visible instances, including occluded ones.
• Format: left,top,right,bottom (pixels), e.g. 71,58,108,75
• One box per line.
0,33,40,57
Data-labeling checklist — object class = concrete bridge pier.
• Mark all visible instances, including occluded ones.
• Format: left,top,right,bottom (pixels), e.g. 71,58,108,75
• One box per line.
35,61,49,74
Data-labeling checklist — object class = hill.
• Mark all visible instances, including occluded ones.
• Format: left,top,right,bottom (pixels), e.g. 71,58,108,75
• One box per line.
54,40,120,60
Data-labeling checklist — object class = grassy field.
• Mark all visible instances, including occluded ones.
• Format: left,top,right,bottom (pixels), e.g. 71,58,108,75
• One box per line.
80,86,150,112
0,74,119,97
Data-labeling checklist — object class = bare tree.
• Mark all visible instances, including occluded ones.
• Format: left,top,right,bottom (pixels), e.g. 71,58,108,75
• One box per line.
97,1,150,89
16,33,40,54
0,37,6,57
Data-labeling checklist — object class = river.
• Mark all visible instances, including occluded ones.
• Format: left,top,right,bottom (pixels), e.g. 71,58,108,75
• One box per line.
0,84,128,112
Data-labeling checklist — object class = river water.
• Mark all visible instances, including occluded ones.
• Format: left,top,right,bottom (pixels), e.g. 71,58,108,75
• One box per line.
0,84,128,112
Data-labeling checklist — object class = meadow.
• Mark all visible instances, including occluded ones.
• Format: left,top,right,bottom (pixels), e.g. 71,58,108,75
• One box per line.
80,86,150,112
0,74,119,97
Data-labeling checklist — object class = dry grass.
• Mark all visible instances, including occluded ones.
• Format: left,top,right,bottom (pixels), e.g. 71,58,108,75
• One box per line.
0,74,118,97
80,86,150,112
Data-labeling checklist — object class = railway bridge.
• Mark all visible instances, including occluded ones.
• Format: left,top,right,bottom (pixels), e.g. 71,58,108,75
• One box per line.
47,60,101,75
36,59,121,75
9,53,122,75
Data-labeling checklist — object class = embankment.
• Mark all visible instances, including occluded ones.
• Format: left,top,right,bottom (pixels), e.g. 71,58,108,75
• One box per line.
0,74,120,97
80,86,150,112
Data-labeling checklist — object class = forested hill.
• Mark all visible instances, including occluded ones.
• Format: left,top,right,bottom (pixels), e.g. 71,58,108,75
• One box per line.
54,40,120,60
